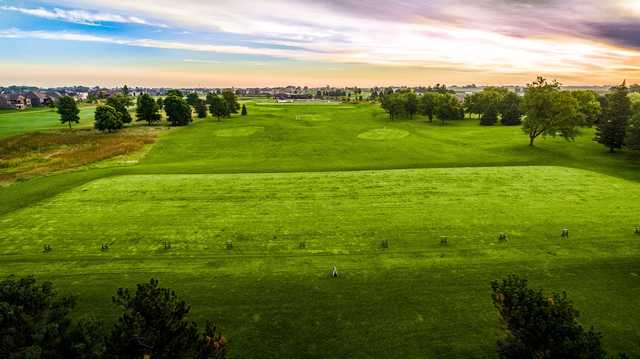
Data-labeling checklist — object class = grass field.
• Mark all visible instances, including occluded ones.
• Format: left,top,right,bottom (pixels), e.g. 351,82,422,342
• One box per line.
0,105,96,139
0,101,639,357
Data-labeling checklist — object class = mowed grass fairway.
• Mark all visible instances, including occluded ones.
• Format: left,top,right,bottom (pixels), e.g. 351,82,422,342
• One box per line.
1,101,639,357
0,105,96,139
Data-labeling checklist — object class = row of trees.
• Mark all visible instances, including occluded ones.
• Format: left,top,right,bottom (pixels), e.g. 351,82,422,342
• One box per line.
380,91,464,124
56,87,248,133
376,78,640,151
0,276,226,359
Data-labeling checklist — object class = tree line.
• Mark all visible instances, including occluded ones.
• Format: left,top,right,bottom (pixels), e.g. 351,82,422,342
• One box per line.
377,77,640,151
56,88,248,133
2,273,631,359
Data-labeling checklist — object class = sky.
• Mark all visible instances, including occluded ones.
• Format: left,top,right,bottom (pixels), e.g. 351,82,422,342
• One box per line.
1,0,640,87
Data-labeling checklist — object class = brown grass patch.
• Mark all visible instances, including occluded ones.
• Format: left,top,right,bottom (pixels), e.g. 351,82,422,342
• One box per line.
0,128,159,185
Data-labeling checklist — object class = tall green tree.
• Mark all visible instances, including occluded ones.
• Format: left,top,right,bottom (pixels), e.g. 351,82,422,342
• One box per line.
163,95,192,126
136,93,162,125
595,83,631,152
94,105,123,133
627,94,640,151
521,77,579,146
221,90,240,114
122,84,130,96
404,92,418,120
380,92,405,121
492,275,606,359
208,95,228,121
571,90,601,126
500,91,522,126
435,93,464,125
106,94,133,124
419,92,438,122
241,104,248,116
57,96,80,129
186,93,200,107
156,97,164,110
194,98,208,119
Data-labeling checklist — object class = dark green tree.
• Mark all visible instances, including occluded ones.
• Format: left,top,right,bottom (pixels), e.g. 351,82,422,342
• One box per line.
0,275,76,358
122,85,130,96
63,316,107,358
186,93,200,107
194,99,208,119
435,93,464,125
500,91,523,126
419,92,438,122
491,275,606,359
627,98,640,151
595,82,631,152
241,104,248,116
106,94,133,124
163,95,192,126
57,95,80,129
156,97,164,110
404,92,418,120
521,77,578,146
208,95,228,121
166,89,184,98
94,105,123,133
136,94,162,125
221,90,240,114
106,279,199,359
380,92,406,121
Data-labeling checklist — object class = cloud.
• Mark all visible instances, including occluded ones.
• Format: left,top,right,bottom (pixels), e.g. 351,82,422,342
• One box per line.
0,5,168,27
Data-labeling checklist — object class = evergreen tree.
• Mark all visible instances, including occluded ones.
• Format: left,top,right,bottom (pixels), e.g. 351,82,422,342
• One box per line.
94,105,123,133
56,96,80,129
122,84,130,96
500,91,523,126
596,82,631,152
241,104,248,116
106,279,199,359
136,93,162,125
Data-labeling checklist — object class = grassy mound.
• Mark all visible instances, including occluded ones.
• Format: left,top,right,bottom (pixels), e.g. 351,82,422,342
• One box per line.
358,127,410,140
215,126,264,137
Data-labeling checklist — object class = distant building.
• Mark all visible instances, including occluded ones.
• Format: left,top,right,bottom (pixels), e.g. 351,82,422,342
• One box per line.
25,92,53,107
0,94,31,109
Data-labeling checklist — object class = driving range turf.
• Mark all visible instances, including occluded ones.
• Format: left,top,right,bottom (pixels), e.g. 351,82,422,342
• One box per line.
0,101,639,358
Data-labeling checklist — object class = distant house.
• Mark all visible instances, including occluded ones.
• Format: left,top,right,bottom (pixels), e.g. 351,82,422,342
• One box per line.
0,94,31,109
25,92,53,107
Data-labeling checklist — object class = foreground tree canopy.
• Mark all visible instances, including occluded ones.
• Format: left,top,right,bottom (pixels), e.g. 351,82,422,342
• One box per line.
0,275,227,359
491,275,607,359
